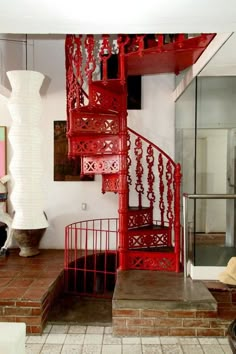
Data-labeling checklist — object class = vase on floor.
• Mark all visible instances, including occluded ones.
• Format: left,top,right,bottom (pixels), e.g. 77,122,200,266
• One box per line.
7,70,48,257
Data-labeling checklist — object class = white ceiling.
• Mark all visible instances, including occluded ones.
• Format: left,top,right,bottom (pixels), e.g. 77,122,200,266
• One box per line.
0,0,236,34
199,32,236,76
1,1,236,77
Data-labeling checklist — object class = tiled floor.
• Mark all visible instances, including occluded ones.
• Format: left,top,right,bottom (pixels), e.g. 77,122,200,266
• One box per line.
25,324,232,354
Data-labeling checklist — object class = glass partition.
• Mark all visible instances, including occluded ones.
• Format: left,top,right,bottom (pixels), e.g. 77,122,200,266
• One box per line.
176,75,236,268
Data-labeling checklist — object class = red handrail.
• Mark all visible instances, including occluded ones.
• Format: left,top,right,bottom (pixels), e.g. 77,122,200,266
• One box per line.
128,128,176,167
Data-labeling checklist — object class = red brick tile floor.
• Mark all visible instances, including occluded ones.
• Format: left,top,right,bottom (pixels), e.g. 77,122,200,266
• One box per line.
0,249,64,334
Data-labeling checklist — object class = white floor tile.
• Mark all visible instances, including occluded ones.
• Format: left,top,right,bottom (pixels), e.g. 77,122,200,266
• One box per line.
51,325,69,334
122,337,141,344
217,337,229,345
82,344,102,354
43,324,52,334
40,344,63,353
27,334,48,344
198,337,219,344
182,344,204,353
103,334,122,345
84,334,103,345
68,325,87,334
86,326,104,334
45,333,67,344
201,344,224,353
104,326,112,334
64,334,85,345
61,344,83,353
160,337,179,344
142,344,162,353
162,344,183,353
39,323,235,354
102,344,122,354
25,343,43,354
141,337,160,344
123,344,142,354
221,344,233,353
178,337,199,345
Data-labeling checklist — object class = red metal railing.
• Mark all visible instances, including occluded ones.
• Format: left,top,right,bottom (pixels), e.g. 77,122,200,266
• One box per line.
127,128,182,272
64,218,118,298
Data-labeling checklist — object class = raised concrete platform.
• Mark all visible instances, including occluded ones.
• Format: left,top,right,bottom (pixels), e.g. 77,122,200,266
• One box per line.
112,270,228,336
113,270,217,311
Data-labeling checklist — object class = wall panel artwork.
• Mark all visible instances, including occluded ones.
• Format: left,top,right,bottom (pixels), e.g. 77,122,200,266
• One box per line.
0,126,6,178
54,121,94,181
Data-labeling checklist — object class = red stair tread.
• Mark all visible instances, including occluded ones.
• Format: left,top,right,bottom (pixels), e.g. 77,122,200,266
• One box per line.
91,79,126,94
70,106,118,116
128,224,169,231
129,246,174,252
128,206,151,211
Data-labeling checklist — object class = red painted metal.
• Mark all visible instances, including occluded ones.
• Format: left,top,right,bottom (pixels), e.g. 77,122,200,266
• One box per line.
69,135,119,156
158,153,165,226
166,160,174,234
69,110,119,135
64,32,208,295
134,136,144,208
82,155,119,174
128,251,176,271
128,128,181,271
99,34,112,85
117,81,128,271
117,35,129,85
64,218,118,298
102,174,119,193
84,35,96,83
174,163,182,272
146,144,155,208
126,33,215,76
128,207,153,229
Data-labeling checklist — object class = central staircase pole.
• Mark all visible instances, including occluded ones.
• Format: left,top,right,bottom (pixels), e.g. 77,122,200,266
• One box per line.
118,83,128,271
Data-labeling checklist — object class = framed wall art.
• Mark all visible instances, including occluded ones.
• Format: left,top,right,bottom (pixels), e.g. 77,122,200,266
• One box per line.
53,121,94,182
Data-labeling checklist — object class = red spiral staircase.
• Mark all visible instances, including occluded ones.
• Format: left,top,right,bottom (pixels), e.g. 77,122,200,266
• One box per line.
64,33,215,297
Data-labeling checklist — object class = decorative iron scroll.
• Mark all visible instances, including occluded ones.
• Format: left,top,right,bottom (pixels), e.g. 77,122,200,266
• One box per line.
166,160,173,229
69,136,119,156
158,153,165,225
134,136,144,208
89,83,122,112
84,35,96,83
128,207,152,228
70,113,119,135
127,252,176,271
146,144,155,207
82,156,119,174
99,35,112,84
127,132,132,188
128,230,170,248
102,174,119,193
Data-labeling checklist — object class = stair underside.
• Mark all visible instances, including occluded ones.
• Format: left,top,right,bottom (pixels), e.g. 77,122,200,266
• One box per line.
126,33,215,76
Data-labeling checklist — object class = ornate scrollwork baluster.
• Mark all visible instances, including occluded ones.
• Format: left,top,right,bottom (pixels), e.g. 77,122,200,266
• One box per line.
166,160,173,230
127,132,132,190
158,153,165,225
99,35,112,85
74,35,84,106
84,35,96,84
146,144,155,208
134,137,144,208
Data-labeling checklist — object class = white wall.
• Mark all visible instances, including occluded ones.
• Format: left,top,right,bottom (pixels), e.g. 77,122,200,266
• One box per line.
128,73,175,158
0,34,26,164
197,130,227,233
0,35,175,249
